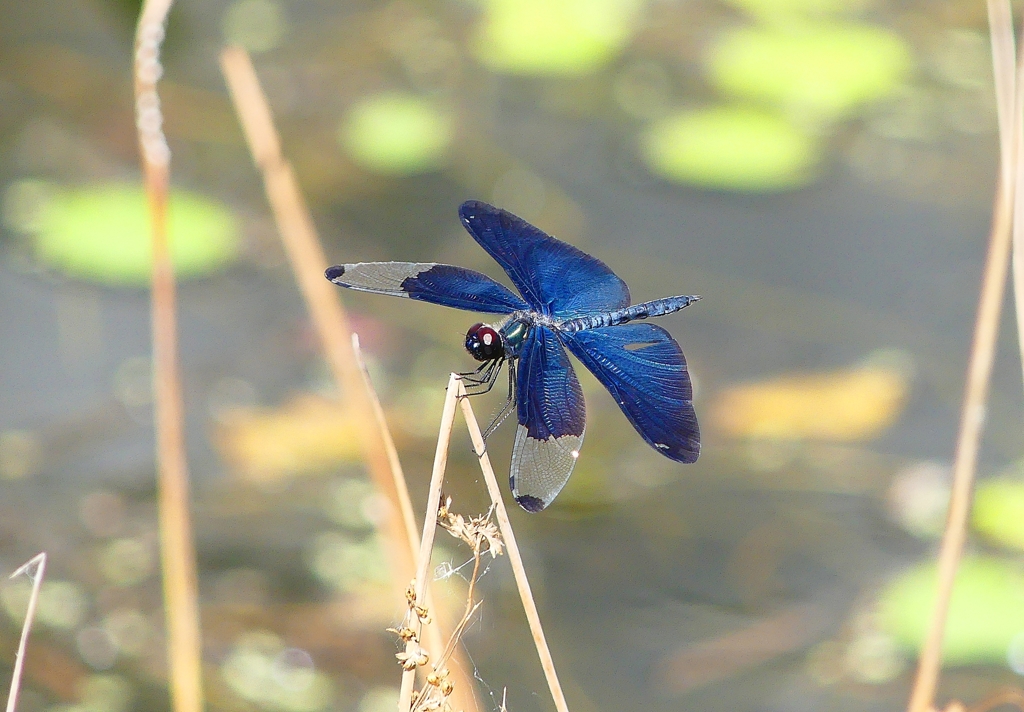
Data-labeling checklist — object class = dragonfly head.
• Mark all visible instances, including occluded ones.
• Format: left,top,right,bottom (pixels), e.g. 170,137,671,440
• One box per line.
465,323,505,362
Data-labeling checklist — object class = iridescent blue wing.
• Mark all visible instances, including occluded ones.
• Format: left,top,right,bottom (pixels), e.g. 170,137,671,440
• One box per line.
458,201,630,318
510,326,586,512
562,323,699,463
326,263,529,314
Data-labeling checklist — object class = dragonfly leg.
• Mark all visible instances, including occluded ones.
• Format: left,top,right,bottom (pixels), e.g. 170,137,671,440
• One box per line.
459,359,498,389
482,360,517,441
461,358,504,395
457,359,493,383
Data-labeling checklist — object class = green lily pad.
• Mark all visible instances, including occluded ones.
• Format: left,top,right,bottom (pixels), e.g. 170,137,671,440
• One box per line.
707,24,912,122
877,556,1024,665
471,0,641,76
33,184,238,286
640,106,820,191
341,93,453,176
973,479,1024,551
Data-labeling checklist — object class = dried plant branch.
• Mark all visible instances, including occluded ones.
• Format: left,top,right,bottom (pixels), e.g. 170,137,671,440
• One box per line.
399,377,464,708
399,373,463,712
403,498,503,712
456,379,571,712
905,4,1022,712
5,553,46,712
220,48,481,712
134,4,204,712
390,375,571,712
352,340,483,712
434,500,502,664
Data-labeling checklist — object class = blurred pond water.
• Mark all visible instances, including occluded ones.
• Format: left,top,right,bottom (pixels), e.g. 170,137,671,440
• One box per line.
0,1,1020,712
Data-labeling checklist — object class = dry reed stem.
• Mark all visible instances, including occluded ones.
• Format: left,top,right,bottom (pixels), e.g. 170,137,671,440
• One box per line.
991,0,1017,186
1013,12,1024,388
220,49,482,712
134,4,204,712
5,553,45,712
399,373,462,712
457,380,571,712
1000,0,1024,394
905,4,1021,711
219,44,418,581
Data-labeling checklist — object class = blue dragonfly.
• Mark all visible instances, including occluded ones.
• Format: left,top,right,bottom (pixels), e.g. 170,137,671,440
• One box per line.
326,201,700,512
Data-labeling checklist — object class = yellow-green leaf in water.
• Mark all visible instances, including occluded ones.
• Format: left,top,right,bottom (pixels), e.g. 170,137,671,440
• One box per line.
640,106,820,191
341,93,453,176
470,0,642,76
214,393,364,483
709,357,909,439
33,184,238,286
721,0,871,22
973,478,1024,551
707,24,912,122
877,556,1024,665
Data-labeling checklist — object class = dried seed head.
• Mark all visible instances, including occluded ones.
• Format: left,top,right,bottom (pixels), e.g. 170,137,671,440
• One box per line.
387,626,418,642
438,495,452,520
438,501,504,558
396,649,429,670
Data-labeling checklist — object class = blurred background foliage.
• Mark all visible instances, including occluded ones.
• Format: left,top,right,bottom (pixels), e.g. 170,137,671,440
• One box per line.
0,0,1019,711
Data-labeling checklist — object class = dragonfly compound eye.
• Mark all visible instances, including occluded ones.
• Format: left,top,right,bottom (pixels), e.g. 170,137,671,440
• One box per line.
465,323,504,362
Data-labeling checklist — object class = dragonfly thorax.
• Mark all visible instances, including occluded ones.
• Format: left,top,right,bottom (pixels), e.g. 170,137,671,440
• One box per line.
465,323,505,362
499,317,531,351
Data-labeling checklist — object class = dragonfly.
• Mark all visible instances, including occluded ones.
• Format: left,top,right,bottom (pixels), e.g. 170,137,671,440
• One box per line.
326,200,700,512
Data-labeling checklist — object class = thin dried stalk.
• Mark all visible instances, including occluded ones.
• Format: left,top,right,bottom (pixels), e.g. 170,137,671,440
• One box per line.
456,380,571,712
5,554,46,712
399,373,463,712
905,4,1022,711
220,48,481,712
134,4,204,712
351,334,420,556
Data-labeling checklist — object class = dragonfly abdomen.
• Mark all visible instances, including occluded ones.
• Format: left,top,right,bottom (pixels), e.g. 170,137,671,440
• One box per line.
559,295,700,332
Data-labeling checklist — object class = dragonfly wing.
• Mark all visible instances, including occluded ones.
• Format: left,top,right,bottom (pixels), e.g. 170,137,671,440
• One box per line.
563,323,699,463
326,262,528,314
510,326,586,512
459,201,630,318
